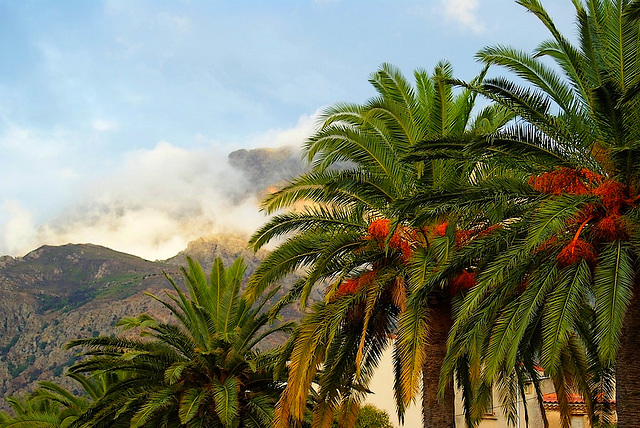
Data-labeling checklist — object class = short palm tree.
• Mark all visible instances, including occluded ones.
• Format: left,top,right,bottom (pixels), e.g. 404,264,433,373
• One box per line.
248,62,510,427
0,386,75,428
0,373,119,428
403,0,640,426
67,256,294,428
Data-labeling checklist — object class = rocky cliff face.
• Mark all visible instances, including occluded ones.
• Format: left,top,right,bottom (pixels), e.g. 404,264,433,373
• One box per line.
0,244,180,403
0,236,309,407
227,146,307,199
165,233,266,272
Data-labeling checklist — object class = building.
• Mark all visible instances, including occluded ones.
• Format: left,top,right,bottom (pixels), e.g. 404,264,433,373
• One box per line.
366,348,615,428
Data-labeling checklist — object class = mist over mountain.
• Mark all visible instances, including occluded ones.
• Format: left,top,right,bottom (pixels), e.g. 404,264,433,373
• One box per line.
2,141,312,262
0,142,327,408
54,144,308,259
228,146,307,201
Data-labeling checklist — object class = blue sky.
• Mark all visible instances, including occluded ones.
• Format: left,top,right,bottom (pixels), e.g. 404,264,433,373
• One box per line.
0,0,575,259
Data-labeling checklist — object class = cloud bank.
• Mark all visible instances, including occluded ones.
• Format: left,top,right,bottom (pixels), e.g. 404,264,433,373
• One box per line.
0,113,318,261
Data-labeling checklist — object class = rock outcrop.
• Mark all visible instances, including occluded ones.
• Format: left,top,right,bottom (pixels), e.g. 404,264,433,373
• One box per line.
0,236,309,408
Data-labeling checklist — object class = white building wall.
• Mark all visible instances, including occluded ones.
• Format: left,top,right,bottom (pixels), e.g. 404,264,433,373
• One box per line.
365,348,554,428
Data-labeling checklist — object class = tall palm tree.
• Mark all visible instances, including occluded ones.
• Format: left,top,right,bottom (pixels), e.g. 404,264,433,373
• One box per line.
67,257,294,428
248,62,510,427
399,160,604,426
404,0,640,426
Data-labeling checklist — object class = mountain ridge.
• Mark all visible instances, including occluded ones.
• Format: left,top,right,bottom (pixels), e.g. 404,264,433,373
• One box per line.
0,234,307,408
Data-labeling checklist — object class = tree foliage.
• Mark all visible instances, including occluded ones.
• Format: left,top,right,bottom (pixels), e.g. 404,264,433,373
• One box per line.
403,0,640,426
67,256,293,428
249,62,511,427
0,373,119,428
332,404,393,428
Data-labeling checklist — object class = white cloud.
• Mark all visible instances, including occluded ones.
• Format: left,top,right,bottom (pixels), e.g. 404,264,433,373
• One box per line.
59,168,80,180
441,0,485,34
246,110,319,149
0,113,318,260
0,125,62,157
92,119,118,132
0,200,37,256
0,123,88,211
35,141,256,260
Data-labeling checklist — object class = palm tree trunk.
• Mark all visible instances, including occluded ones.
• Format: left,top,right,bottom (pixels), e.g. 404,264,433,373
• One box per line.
616,281,640,428
422,303,455,428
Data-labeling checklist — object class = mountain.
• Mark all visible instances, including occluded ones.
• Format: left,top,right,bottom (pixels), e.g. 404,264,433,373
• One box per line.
0,235,312,407
227,146,307,199
227,146,352,199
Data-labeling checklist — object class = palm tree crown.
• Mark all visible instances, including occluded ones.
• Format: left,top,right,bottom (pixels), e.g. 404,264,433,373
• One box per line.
248,62,511,428
404,0,640,426
0,372,120,428
67,256,293,428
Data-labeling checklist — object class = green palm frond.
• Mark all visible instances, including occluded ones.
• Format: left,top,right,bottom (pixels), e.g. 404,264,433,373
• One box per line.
250,203,366,251
212,377,240,428
594,240,636,364
130,386,178,428
66,257,286,428
396,297,431,406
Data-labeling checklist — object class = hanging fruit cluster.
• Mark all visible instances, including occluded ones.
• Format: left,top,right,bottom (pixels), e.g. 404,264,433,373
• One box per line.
334,270,377,297
528,167,601,195
334,218,503,298
529,167,637,266
427,220,502,249
331,219,408,300
366,218,414,261
450,269,476,296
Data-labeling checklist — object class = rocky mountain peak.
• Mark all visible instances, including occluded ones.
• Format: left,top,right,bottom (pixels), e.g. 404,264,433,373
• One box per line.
0,235,305,409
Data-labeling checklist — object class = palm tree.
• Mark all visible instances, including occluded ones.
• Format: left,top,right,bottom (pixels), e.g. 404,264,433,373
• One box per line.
248,62,510,427
67,256,294,428
0,386,74,428
403,0,640,426
0,373,120,428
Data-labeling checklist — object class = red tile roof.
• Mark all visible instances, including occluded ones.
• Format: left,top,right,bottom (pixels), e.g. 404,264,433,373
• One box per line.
543,393,585,404
543,393,615,404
